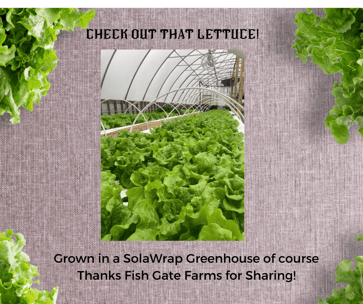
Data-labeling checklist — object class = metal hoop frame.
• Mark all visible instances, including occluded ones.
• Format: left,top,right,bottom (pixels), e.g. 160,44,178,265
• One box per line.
101,99,150,134
130,87,244,132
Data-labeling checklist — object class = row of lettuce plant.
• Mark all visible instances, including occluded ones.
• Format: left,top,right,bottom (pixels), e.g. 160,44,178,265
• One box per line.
101,108,194,130
101,110,244,241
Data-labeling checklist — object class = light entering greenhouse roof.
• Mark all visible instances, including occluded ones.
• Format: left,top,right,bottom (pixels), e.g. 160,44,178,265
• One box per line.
101,49,244,103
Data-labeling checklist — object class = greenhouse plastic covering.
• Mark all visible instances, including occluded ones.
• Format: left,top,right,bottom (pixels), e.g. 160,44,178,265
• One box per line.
101,49,244,105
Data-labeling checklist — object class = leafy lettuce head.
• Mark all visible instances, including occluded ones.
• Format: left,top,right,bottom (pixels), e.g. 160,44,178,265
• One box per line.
0,230,58,303
0,8,95,124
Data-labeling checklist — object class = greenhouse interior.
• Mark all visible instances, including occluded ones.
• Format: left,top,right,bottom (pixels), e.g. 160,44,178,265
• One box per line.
101,49,245,241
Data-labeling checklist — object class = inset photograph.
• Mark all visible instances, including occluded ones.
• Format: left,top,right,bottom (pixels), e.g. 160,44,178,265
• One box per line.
100,50,244,241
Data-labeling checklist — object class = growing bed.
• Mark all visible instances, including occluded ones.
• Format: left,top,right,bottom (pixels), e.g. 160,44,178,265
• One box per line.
101,110,244,241
101,112,201,138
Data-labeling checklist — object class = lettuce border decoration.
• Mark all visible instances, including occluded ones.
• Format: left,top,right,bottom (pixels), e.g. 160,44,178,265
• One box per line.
319,234,363,303
0,8,95,124
0,230,58,303
293,8,363,144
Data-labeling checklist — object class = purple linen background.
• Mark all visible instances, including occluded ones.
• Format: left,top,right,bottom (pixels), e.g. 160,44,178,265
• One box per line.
1,8,363,304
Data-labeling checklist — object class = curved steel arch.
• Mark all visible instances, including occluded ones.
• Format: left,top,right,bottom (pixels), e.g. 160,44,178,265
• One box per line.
186,85,244,113
182,96,225,115
101,50,245,133
156,51,234,103
190,62,236,89
123,100,181,117
125,50,151,100
101,50,117,89
155,50,196,100
178,88,243,122
196,97,241,118
165,94,216,120
168,52,234,103
177,54,236,92
102,50,240,103
156,51,208,103
142,50,175,100
130,87,244,132
101,99,150,134
173,53,234,93
175,60,236,103
171,88,244,122
174,70,234,104
186,90,243,122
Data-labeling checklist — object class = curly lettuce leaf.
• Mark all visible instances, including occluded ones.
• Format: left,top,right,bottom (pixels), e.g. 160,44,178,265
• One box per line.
101,170,133,240
101,110,245,241
0,230,58,303
293,8,363,144
318,234,363,303
0,8,95,124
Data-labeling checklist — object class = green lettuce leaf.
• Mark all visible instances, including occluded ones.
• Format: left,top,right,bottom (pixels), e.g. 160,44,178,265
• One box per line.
0,8,95,123
293,8,363,144
318,234,363,303
101,110,245,241
0,230,58,303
